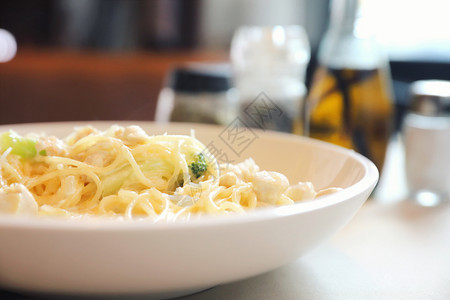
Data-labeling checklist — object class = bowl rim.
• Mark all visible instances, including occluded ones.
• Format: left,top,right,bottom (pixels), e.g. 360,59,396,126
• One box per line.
0,121,379,232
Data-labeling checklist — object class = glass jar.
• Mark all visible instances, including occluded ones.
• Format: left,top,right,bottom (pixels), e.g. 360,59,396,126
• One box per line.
303,0,394,174
230,25,310,133
403,80,450,206
155,64,238,126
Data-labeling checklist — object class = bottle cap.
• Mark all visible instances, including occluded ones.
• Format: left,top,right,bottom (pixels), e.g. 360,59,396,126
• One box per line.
409,80,450,116
168,64,232,94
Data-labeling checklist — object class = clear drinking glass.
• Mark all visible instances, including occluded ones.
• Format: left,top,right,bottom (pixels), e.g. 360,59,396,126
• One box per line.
230,25,310,133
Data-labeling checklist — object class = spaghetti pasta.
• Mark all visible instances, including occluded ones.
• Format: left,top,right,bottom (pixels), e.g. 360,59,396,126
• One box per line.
0,125,340,220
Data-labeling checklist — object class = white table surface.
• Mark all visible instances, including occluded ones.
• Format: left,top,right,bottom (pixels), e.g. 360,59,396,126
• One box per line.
178,139,450,300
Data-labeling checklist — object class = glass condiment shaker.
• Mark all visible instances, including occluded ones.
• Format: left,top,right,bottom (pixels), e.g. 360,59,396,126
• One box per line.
230,25,310,133
155,64,238,125
403,80,450,206
303,0,394,174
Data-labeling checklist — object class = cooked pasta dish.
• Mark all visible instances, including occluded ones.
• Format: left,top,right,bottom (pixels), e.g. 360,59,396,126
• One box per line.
0,125,340,221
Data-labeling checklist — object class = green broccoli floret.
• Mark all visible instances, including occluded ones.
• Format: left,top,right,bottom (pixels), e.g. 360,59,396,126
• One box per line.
189,153,208,179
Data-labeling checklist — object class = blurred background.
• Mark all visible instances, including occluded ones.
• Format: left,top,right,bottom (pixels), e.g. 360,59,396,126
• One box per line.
0,0,449,126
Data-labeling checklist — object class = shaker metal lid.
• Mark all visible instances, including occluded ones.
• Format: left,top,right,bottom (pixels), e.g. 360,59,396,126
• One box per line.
168,63,232,94
409,80,450,116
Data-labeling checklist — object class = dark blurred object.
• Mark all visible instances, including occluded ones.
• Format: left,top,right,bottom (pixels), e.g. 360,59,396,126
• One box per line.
57,0,138,50
155,63,237,125
409,80,450,116
169,65,231,93
139,0,200,50
390,61,450,131
0,0,58,46
0,0,200,51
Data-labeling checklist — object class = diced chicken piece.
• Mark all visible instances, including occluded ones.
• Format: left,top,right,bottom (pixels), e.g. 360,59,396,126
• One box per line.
238,159,260,182
60,176,78,198
221,158,259,182
219,172,238,188
316,187,342,198
65,126,100,145
285,182,316,202
107,125,148,146
35,136,68,157
84,151,112,167
0,183,38,215
104,125,123,138
123,126,148,144
220,163,242,179
220,158,261,183
252,171,289,205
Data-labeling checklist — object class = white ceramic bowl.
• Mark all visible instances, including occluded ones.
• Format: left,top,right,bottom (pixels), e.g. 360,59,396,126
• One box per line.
0,121,378,298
